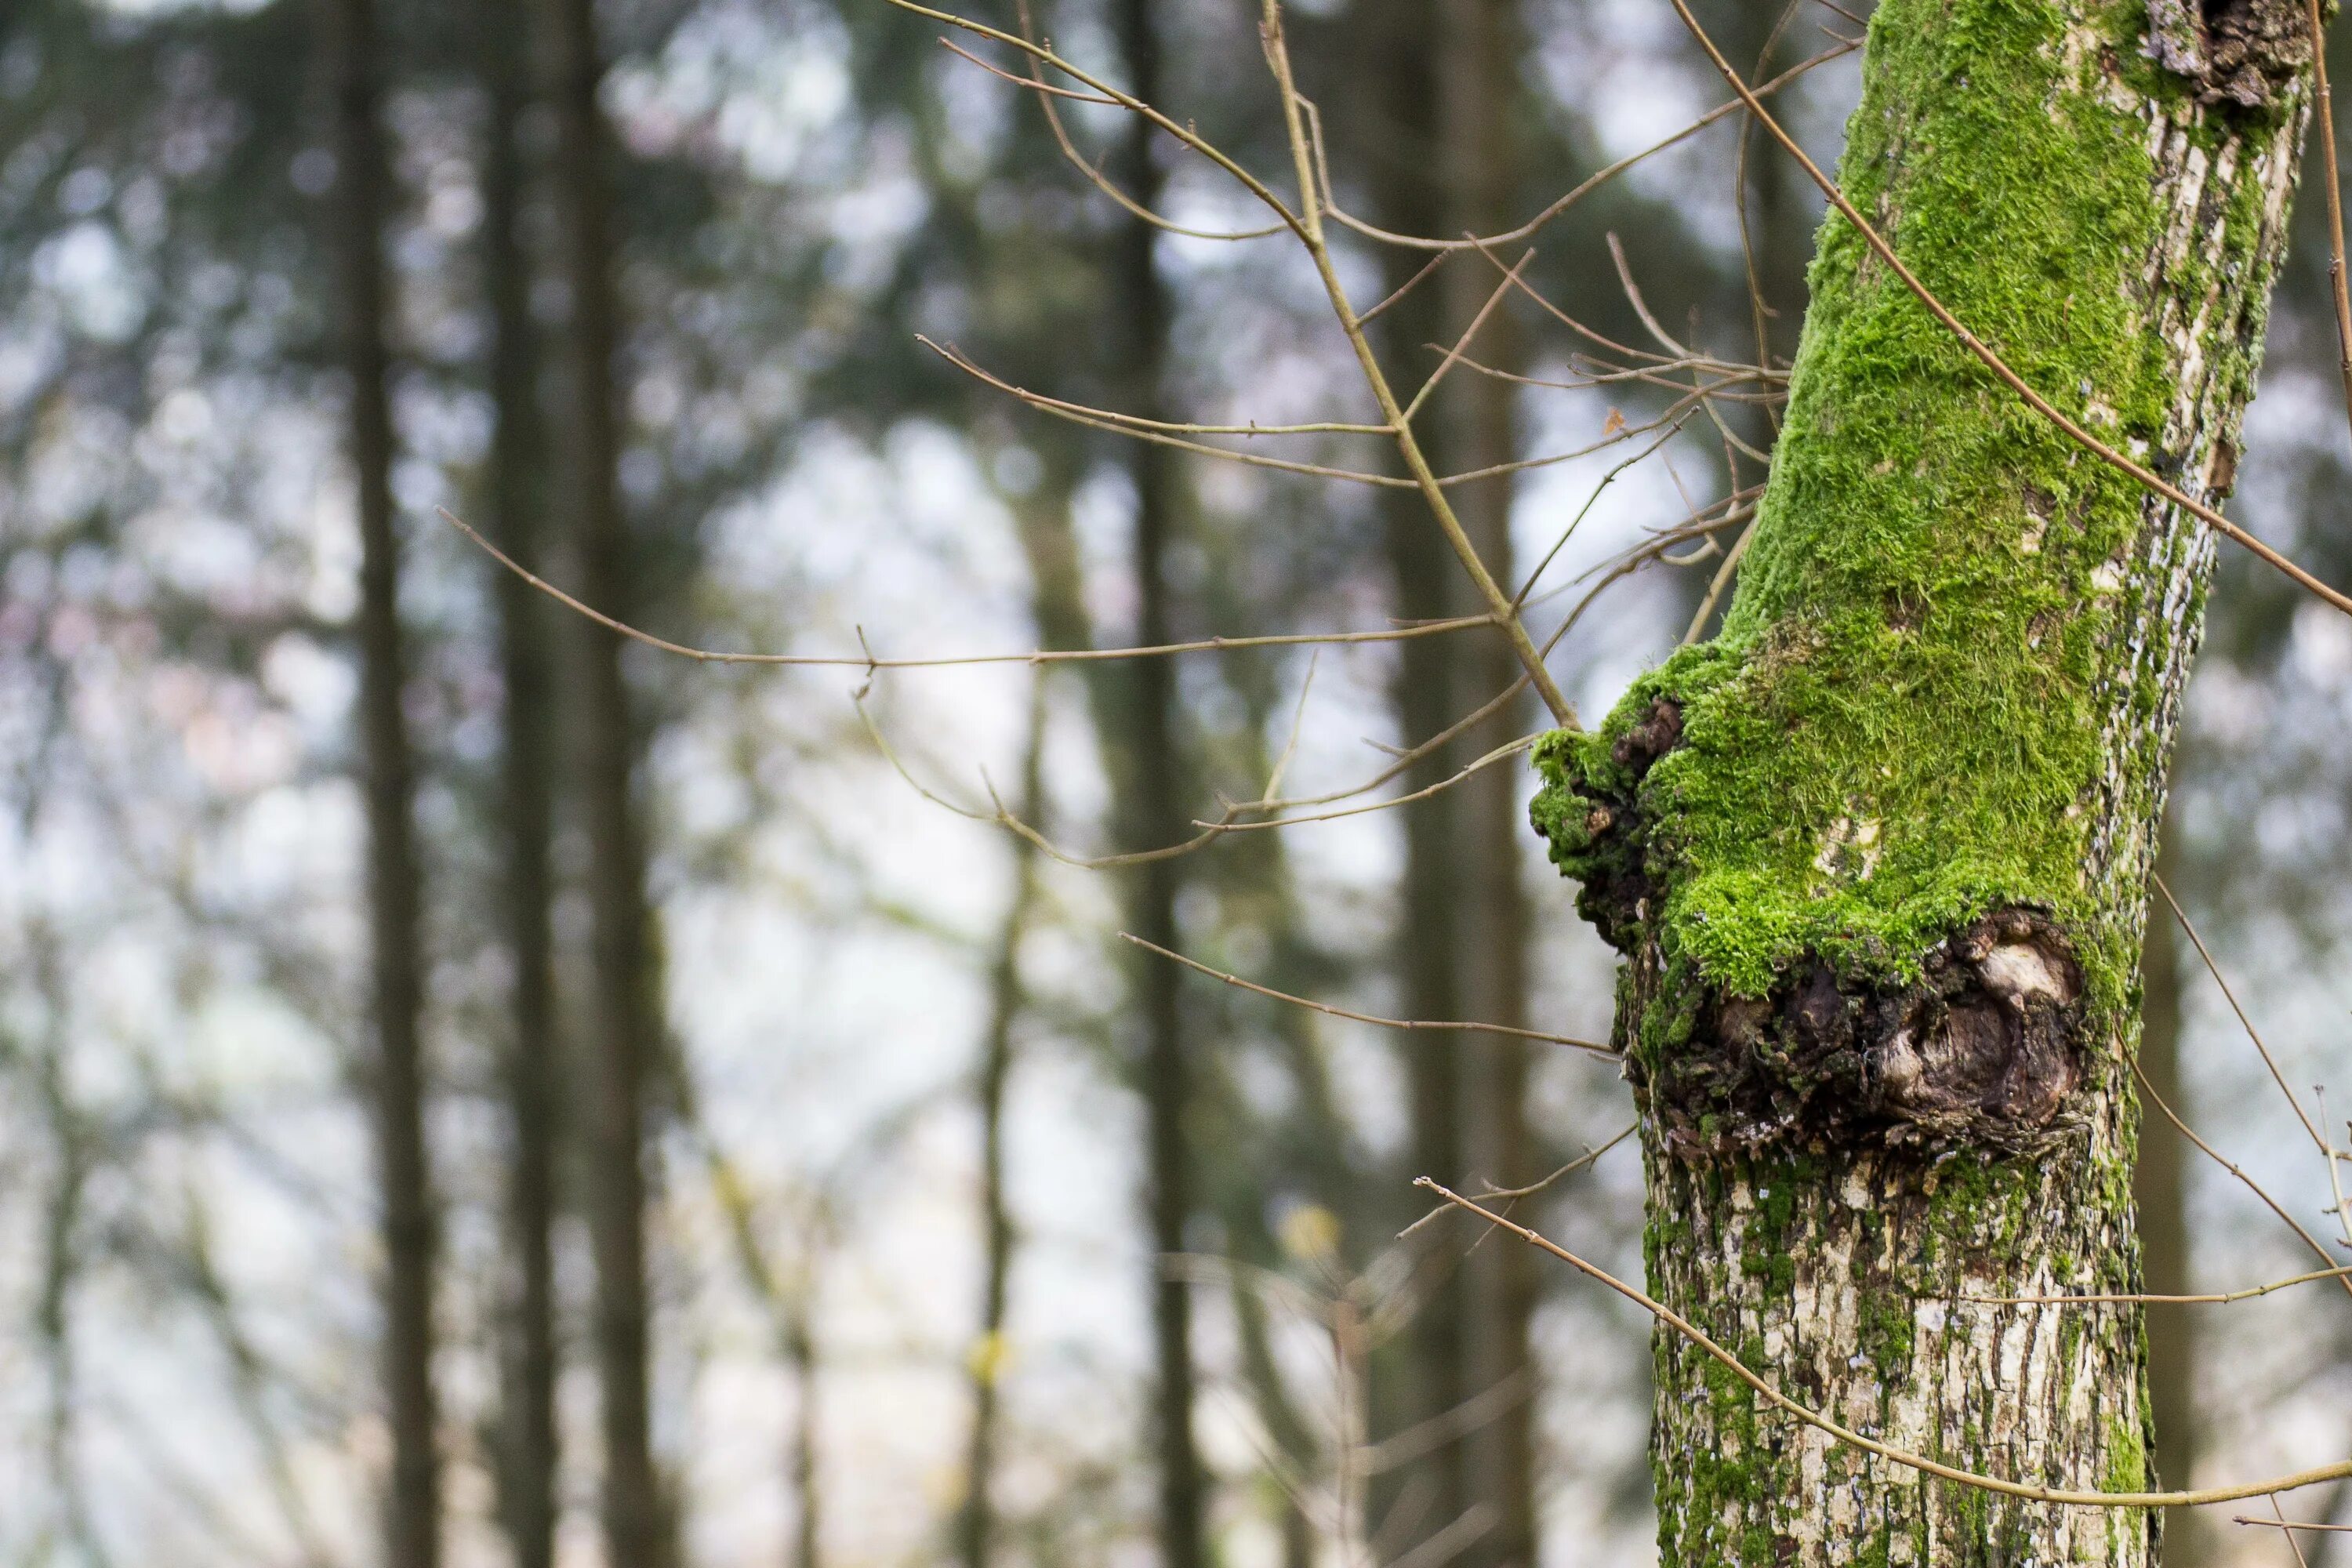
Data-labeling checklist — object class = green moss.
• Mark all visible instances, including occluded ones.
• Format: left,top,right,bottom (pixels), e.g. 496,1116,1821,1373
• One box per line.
1530,0,2284,1030
2105,1410,2149,1494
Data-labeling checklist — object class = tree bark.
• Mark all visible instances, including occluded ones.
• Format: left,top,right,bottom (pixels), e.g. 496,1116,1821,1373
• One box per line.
322,0,441,1561
1531,3,2317,1562
541,0,665,1559
2136,831,2200,1565
479,5,562,1563
1108,4,1203,1563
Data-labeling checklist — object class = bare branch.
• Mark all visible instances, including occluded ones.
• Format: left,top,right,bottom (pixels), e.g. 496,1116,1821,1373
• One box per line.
438,506,1490,666
1120,933,1619,1056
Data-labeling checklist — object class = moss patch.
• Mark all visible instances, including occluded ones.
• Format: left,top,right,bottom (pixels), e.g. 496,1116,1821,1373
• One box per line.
1533,0,2288,1039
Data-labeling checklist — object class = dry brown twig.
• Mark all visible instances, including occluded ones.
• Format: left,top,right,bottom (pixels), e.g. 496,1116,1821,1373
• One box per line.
437,506,1490,669
1120,932,1617,1057
2234,1515,2352,1534
1956,1261,2352,1308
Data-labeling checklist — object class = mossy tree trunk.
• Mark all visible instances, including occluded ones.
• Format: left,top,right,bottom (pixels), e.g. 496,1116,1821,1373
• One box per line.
1531,2,2319,1562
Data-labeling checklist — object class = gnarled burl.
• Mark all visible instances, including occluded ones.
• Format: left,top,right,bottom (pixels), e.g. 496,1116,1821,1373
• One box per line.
1530,2,2318,1560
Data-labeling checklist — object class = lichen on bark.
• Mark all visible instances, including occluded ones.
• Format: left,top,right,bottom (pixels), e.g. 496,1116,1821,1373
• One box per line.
1530,0,2316,1559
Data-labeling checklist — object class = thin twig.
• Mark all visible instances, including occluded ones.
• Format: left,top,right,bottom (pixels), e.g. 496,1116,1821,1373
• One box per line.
2134,1059,2352,1303
939,38,1115,103
1322,42,1858,252
1955,1261,2352,1307
1399,1123,1638,1237
2303,0,2352,440
2154,874,2330,1160
2234,1517,2352,1534
1203,734,1537,833
1121,933,1618,1056
439,506,1486,666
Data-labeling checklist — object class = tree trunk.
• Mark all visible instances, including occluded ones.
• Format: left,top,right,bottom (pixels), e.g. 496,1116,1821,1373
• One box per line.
1437,5,1541,1565
542,0,665,1559
1106,6,1205,1568
323,0,441,1560
2136,830,2199,1565
480,5,561,1563
1356,0,1475,1548
959,666,1048,1568
787,1285,821,1568
1530,4,2317,1562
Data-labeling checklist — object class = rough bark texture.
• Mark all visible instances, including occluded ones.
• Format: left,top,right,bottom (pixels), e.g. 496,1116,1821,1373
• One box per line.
543,0,666,1559
480,5,561,1563
1530,2,2314,1561
324,0,440,1560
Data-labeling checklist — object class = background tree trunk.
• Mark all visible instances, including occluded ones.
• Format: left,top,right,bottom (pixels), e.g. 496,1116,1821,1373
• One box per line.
542,0,666,1559
1532,2,2317,1561
1359,0,1475,1547
480,4,562,1563
323,0,440,1561
1438,5,1541,1564
1108,5,1203,1566
958,649,1051,1568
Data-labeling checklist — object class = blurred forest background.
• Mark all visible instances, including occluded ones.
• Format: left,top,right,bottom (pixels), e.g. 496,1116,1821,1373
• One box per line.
0,0,2347,1564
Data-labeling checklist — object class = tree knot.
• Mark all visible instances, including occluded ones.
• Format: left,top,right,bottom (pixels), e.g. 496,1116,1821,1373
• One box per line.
2147,0,2314,110
1646,910,2089,1161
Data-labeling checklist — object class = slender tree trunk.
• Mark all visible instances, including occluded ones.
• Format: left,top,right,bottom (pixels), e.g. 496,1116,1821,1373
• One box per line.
323,0,440,1560
1436,5,1541,1564
1106,6,1204,1567
1357,1,1475,1548
1531,4,2316,1561
959,667,1048,1568
541,0,664,1559
480,5,561,1563
787,1287,821,1568
2136,830,2200,1565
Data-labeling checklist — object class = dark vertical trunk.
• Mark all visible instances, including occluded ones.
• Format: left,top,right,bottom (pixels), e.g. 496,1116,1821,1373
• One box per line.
1532,4,2317,1560
1109,5,1202,1564
541,0,663,1559
788,1294,821,1568
959,670,1047,1568
323,0,439,1560
1437,4,1539,1564
481,5,561,1563
2137,833,2199,1564
1359,0,1474,1548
